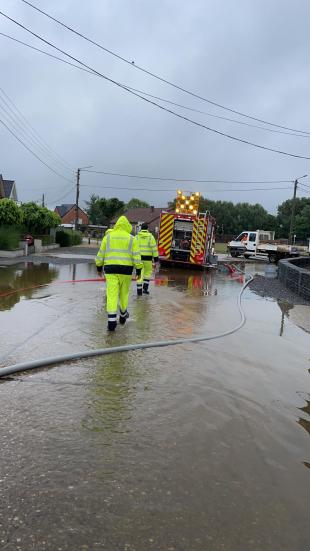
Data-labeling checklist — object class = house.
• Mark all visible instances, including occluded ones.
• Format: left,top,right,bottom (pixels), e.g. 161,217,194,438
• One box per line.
54,204,89,225
111,206,171,235
0,174,18,201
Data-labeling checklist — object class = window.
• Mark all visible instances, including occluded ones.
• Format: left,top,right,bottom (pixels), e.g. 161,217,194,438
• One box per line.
249,233,256,242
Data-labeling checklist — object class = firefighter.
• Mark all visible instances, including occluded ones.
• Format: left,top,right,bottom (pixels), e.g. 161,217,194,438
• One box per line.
96,215,142,331
135,223,159,295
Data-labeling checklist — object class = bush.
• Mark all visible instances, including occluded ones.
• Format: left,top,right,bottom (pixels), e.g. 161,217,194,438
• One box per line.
0,199,23,226
20,202,61,234
0,226,20,250
56,229,82,247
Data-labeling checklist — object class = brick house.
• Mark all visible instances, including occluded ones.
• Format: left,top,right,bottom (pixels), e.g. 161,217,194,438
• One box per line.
54,204,89,225
0,174,18,201
111,206,171,235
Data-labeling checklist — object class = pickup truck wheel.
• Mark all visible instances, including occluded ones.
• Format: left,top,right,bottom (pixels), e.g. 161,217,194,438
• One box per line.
268,253,278,263
244,253,251,259
230,251,238,258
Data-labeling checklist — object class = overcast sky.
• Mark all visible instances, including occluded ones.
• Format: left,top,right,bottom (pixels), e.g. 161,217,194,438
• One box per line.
1,0,310,213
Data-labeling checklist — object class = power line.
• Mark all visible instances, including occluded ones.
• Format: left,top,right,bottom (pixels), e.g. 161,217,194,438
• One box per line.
19,0,310,136
2,11,310,160
298,184,310,193
0,86,74,172
47,185,76,205
0,117,74,183
80,184,292,193
81,169,293,184
0,95,74,177
2,32,309,142
1,32,307,140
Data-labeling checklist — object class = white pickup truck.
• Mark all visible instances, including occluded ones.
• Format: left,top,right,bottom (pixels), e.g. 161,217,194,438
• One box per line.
228,230,308,263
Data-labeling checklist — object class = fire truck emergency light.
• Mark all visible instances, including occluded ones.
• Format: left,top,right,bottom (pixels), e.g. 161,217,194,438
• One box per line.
175,189,200,215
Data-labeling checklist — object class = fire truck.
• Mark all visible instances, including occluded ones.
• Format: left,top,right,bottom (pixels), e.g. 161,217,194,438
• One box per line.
158,190,216,267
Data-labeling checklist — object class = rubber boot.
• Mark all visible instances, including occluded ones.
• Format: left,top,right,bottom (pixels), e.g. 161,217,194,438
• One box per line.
137,288,143,296
143,283,150,295
119,311,129,325
107,320,117,331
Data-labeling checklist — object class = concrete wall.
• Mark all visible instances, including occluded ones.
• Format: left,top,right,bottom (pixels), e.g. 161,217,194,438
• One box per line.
278,257,310,300
0,249,24,258
34,240,60,253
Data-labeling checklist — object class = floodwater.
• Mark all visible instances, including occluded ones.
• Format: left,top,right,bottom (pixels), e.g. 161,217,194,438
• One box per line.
0,261,309,550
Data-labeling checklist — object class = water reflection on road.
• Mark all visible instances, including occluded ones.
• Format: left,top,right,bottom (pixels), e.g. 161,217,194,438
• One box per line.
0,261,309,550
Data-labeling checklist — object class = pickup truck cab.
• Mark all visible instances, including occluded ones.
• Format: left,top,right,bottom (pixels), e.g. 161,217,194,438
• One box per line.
228,230,307,263
228,230,274,258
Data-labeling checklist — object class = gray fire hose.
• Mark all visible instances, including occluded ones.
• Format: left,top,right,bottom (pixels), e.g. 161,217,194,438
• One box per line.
0,273,252,378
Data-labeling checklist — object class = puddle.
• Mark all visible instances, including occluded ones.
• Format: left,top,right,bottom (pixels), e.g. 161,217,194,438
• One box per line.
0,261,309,549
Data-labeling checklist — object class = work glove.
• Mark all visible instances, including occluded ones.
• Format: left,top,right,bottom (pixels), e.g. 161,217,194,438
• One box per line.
97,266,103,275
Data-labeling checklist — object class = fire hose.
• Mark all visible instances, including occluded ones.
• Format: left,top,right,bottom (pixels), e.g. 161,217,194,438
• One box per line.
0,269,252,378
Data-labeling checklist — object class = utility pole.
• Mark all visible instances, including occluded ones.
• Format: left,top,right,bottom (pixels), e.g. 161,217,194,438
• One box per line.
288,174,307,244
75,168,80,231
75,166,93,231
288,179,298,244
42,193,45,207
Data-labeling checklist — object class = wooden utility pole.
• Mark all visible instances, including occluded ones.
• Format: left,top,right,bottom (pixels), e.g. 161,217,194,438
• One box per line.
75,168,80,231
288,179,298,244
42,193,45,207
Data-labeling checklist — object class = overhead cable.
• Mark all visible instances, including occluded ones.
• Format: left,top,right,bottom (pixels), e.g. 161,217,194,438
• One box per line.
19,0,310,136
1,32,307,140
0,86,74,172
80,184,292,193
0,117,74,183
0,96,74,177
1,11,310,160
82,169,292,184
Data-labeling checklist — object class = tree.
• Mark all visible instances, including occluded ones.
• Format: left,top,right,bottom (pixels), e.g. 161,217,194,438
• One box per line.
0,199,23,226
276,197,310,239
168,195,275,236
85,195,125,224
126,198,150,209
20,202,61,233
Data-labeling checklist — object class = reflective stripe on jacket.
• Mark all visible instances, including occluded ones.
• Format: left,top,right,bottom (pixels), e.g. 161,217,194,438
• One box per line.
135,230,159,261
96,215,142,275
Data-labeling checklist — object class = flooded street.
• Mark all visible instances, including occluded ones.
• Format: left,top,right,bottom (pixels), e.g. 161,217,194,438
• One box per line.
0,261,309,550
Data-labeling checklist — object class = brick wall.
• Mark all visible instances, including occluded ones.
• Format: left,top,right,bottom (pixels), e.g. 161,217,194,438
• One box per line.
278,257,310,300
61,207,89,225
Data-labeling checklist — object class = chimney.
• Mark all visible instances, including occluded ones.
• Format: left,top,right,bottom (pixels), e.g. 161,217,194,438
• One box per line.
151,205,154,212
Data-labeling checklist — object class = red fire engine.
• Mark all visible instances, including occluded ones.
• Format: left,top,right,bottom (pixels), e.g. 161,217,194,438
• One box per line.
158,190,216,267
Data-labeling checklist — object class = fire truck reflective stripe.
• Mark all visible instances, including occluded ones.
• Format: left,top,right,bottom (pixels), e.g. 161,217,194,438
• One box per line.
159,223,174,242
159,216,174,236
159,214,174,255
160,215,174,232
160,224,174,241
190,218,207,262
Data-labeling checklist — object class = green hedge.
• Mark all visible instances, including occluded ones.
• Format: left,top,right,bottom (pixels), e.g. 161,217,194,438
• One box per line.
0,226,20,250
34,234,55,246
56,229,82,247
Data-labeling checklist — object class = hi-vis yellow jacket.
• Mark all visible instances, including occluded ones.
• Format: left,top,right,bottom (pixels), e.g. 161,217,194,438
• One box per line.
135,230,159,261
96,216,142,275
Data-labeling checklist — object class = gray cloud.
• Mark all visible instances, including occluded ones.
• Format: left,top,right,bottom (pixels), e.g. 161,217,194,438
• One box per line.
1,0,310,213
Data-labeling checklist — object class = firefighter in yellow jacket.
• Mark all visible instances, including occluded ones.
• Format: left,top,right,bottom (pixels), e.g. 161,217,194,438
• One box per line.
135,223,159,296
96,216,143,331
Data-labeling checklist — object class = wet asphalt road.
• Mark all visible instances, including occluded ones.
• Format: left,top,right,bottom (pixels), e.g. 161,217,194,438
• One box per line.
0,261,309,550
